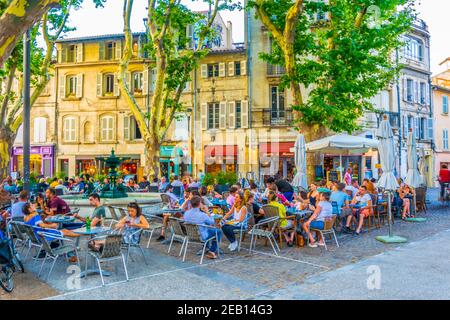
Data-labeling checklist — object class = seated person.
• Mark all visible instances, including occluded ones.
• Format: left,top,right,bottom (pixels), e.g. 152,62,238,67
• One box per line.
302,192,333,248
330,183,351,215
246,193,265,224
267,191,295,247
226,186,238,207
44,187,71,217
304,183,319,210
23,202,80,239
343,186,373,235
222,192,248,252
398,183,414,219
164,184,181,209
35,193,47,213
250,182,262,203
268,185,290,206
10,190,29,221
115,202,149,245
362,178,377,195
200,186,214,207
74,193,106,227
206,185,222,199
183,196,222,260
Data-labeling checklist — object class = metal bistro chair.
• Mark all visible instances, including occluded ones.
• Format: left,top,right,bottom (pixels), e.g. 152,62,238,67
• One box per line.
120,228,148,265
37,231,80,280
232,211,252,252
309,215,339,251
9,221,29,253
415,187,427,214
142,205,165,248
21,224,44,263
160,194,171,207
86,233,129,286
181,223,220,265
248,216,280,256
167,217,187,256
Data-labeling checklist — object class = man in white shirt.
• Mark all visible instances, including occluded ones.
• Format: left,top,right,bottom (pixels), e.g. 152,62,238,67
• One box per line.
343,186,373,235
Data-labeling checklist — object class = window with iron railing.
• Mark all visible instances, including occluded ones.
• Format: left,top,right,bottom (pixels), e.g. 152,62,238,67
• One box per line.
267,63,286,76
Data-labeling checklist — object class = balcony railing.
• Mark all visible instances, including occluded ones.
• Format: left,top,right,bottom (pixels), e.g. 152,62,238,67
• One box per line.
262,109,293,127
267,63,286,76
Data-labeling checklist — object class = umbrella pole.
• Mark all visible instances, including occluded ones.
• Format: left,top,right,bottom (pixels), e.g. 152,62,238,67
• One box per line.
388,191,392,238
375,189,407,243
340,154,343,183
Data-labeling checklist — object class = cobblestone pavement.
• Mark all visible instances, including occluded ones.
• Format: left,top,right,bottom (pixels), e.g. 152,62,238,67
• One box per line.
2,188,449,300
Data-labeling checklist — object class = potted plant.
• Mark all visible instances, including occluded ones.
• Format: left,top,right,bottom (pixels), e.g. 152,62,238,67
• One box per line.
202,173,215,187
214,172,229,194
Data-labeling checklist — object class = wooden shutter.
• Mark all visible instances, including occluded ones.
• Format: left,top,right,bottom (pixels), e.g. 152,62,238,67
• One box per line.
109,117,114,140
201,103,207,130
219,63,226,77
228,101,235,129
219,101,227,130
142,69,149,95
241,100,249,128
201,64,208,78
414,81,419,103
75,74,83,98
115,40,122,59
113,73,119,96
59,75,66,99
101,117,107,141
123,115,130,140
228,62,235,77
414,117,420,139
403,78,407,101
98,42,105,60
241,60,247,76
96,73,103,97
61,46,67,63
33,118,40,143
76,43,83,62
403,115,408,138
151,68,157,92
428,118,433,140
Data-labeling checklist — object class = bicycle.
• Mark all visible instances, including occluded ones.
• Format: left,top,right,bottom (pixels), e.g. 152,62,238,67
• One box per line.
0,219,25,293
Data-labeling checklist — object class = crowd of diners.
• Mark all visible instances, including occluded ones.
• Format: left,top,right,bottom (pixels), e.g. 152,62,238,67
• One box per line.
1,163,444,260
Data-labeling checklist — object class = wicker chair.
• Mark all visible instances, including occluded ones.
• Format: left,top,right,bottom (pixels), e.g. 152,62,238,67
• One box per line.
309,215,339,251
86,234,128,286
37,231,80,280
248,216,280,256
181,223,220,264
415,187,427,214
262,205,297,248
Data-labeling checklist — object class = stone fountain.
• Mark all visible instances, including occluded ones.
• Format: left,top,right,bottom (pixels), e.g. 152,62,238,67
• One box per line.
96,149,130,198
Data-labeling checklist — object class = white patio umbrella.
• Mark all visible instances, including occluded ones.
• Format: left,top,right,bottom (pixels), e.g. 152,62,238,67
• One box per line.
418,148,426,186
376,116,405,243
405,129,422,188
292,134,308,190
306,133,379,182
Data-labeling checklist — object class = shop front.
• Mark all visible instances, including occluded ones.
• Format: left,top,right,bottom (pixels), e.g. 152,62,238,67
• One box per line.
160,145,188,179
75,155,141,177
259,142,295,182
11,145,54,177
204,145,238,174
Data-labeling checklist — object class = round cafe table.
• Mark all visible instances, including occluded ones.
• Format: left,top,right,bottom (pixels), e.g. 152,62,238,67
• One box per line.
45,215,76,230
72,226,112,278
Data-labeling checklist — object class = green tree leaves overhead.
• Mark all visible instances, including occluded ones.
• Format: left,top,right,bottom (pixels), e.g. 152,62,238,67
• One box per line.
248,0,415,134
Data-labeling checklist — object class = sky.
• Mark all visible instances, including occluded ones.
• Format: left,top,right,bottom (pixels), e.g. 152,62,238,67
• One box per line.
65,0,449,75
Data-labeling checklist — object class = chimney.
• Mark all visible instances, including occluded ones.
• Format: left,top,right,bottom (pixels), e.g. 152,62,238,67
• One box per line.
226,21,233,49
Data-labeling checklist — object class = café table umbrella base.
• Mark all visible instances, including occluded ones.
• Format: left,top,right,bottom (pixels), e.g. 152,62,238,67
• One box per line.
404,217,427,223
375,235,408,243
79,269,112,278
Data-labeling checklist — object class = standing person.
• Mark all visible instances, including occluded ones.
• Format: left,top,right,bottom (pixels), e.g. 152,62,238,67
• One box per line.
344,168,352,186
438,164,450,201
345,179,359,198
266,177,294,202
74,193,106,227
183,196,222,259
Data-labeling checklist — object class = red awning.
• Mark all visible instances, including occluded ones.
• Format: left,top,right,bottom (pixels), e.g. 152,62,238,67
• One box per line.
204,145,238,157
260,142,295,157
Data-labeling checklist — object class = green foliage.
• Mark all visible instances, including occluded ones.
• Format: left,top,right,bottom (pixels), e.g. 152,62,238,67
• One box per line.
29,172,38,185
225,171,238,185
202,173,215,186
216,171,227,185
248,0,415,134
55,171,66,180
